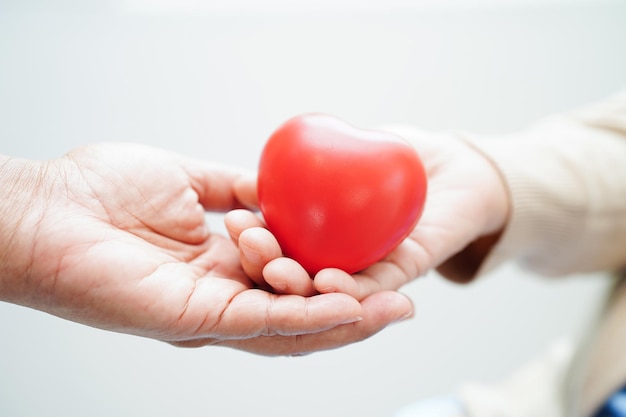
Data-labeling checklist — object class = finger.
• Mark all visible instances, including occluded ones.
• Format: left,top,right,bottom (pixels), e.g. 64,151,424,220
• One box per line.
315,239,423,300
224,209,266,243
183,161,255,211
314,268,360,297
238,227,282,286
234,174,259,209
206,291,363,339
172,291,413,356
263,257,316,296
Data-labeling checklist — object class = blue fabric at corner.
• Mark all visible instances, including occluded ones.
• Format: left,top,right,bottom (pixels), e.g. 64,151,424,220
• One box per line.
594,386,626,417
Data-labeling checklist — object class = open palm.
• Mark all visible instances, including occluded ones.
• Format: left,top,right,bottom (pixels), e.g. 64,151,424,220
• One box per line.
3,143,411,355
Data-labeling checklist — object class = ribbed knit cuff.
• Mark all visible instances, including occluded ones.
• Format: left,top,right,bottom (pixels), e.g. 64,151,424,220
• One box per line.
461,116,626,277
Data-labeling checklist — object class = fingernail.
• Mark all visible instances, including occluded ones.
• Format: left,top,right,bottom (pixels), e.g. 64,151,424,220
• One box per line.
272,281,288,293
393,311,413,324
340,316,363,325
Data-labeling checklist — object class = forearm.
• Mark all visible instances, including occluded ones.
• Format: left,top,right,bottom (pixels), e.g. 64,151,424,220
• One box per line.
440,91,626,279
0,155,48,303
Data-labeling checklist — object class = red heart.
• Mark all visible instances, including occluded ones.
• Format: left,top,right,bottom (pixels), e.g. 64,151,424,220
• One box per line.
258,114,427,275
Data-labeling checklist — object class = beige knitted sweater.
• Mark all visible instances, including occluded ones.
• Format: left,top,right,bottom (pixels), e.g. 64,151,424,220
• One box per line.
451,91,626,417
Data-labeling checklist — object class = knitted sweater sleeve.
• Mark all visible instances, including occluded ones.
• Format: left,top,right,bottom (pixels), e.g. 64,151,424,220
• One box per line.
442,90,626,280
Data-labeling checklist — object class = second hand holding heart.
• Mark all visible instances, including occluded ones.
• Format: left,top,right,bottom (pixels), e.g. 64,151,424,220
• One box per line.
225,126,510,300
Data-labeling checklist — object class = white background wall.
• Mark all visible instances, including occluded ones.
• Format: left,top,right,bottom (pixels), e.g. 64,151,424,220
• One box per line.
1,1,625,416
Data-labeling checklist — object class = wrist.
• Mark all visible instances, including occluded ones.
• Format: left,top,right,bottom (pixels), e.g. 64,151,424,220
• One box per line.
457,134,512,237
0,156,49,303
433,134,512,283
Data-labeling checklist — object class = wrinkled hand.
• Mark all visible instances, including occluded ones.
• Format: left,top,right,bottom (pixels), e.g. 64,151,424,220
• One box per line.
0,143,412,355
225,127,509,299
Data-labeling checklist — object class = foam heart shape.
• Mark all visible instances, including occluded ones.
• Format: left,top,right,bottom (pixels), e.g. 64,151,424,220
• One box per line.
258,114,427,275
